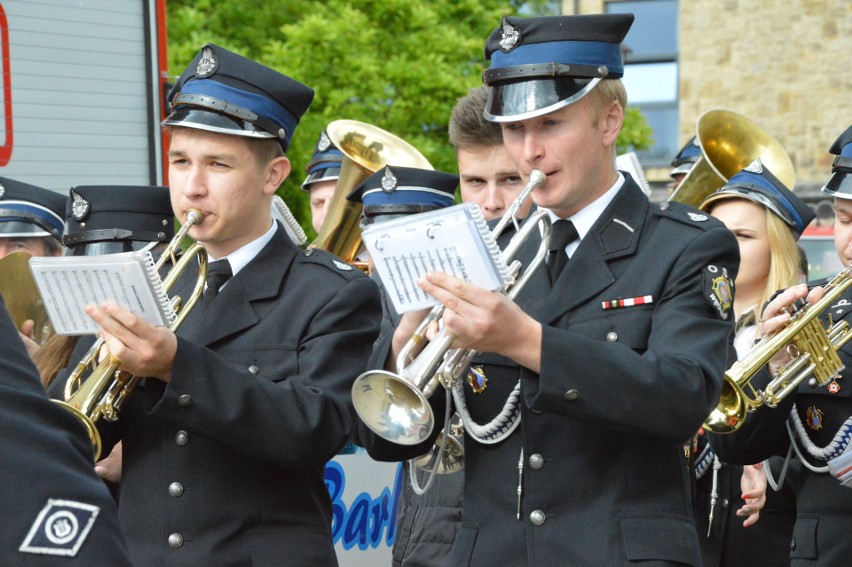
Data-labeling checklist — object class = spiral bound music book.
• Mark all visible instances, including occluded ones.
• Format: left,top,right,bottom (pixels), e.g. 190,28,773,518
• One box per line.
29,250,176,335
362,203,512,314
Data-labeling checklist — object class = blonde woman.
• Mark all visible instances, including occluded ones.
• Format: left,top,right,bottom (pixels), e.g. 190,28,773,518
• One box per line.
696,158,814,566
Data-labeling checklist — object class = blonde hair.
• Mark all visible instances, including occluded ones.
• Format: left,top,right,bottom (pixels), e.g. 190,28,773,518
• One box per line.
752,208,801,322
585,78,627,126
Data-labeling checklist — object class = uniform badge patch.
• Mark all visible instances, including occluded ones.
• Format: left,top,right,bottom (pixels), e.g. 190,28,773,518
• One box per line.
688,212,708,222
332,259,353,271
317,130,331,152
705,265,733,320
19,500,100,557
806,406,824,431
195,45,217,77
467,365,487,393
499,18,521,51
70,189,90,221
381,167,397,193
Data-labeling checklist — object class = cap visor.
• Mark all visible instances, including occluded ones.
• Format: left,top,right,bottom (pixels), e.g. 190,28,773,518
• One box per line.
162,107,274,139
822,171,852,199
484,77,598,122
0,220,52,238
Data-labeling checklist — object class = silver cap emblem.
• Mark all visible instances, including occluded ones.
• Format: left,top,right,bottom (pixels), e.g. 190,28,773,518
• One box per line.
70,189,90,221
381,167,398,193
196,46,217,77
0,182,4,199
317,131,331,152
744,158,764,174
499,18,521,51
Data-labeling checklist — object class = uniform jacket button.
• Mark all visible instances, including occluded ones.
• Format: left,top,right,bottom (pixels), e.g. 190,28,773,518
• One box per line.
790,538,796,551
178,394,193,407
530,510,546,526
168,482,184,497
248,365,260,375
529,453,544,469
659,201,670,211
168,533,184,548
606,331,618,342
175,430,189,445
722,498,729,509
564,389,579,401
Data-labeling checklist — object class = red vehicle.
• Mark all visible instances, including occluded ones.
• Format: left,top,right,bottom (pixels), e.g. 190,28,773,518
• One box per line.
800,225,843,281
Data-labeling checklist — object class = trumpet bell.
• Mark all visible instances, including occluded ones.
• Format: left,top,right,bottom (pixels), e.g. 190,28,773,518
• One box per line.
702,379,746,434
351,370,435,446
413,433,464,474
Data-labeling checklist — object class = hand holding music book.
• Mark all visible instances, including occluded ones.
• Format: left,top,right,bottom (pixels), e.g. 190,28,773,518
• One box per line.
29,250,176,335
361,203,512,314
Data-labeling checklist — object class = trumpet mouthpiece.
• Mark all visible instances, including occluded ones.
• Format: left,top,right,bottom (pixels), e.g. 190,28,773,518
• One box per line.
185,209,203,226
529,170,546,187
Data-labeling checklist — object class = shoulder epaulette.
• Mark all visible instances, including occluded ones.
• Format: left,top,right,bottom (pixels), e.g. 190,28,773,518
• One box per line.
651,200,725,232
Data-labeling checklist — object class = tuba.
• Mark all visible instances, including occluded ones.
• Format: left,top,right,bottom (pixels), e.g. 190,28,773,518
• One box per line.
309,120,433,268
704,265,852,434
0,252,52,343
55,209,207,460
351,170,551,446
669,109,796,208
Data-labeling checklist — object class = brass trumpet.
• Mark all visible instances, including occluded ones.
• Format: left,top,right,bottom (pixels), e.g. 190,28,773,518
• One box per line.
704,265,852,434
351,170,551,446
55,209,207,460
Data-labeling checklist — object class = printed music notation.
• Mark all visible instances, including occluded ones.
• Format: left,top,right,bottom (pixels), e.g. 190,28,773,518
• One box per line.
362,203,511,313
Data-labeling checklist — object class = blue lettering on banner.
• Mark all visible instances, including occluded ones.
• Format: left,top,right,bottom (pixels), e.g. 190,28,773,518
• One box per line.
325,461,403,550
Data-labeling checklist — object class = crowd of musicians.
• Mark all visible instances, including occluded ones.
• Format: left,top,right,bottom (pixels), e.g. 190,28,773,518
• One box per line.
0,11,850,567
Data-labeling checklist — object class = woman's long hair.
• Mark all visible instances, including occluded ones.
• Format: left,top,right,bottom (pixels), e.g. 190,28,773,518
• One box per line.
752,208,801,322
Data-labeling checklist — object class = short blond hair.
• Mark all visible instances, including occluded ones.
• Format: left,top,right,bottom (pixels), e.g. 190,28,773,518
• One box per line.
585,78,627,125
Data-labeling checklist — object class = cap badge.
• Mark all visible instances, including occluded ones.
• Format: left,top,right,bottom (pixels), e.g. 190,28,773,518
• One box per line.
688,212,708,222
196,46,217,78
70,189,90,221
317,131,331,152
381,168,398,193
744,158,764,174
332,259,353,271
499,18,521,52
0,182,4,199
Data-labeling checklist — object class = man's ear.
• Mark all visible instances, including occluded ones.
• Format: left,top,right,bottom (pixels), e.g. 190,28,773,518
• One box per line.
265,156,291,195
601,100,624,147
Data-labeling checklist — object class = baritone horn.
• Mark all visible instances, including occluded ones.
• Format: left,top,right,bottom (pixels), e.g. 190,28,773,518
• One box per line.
310,120,433,267
55,209,208,461
351,170,551,446
669,109,796,208
704,265,852,434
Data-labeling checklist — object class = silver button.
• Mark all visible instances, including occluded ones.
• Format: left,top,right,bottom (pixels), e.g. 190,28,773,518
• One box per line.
606,331,618,342
248,365,259,375
722,498,729,509
178,394,193,407
563,389,579,401
659,201,670,211
808,377,818,387
530,510,546,526
529,454,544,470
168,533,184,548
175,430,189,445
168,482,184,497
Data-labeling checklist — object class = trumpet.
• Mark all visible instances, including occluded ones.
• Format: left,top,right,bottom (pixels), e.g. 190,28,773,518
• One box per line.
55,209,208,460
351,170,551,446
704,265,852,434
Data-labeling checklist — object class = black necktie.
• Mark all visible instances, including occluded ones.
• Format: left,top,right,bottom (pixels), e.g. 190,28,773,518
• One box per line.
548,219,579,284
202,259,233,310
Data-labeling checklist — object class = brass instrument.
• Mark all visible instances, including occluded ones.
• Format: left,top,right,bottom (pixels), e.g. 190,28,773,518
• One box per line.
310,120,433,267
413,413,464,474
351,170,551,446
56,209,207,460
669,109,796,208
705,265,852,434
0,251,52,343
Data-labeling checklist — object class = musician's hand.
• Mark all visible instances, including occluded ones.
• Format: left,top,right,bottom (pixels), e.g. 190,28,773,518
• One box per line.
737,463,767,527
18,319,40,358
418,271,542,372
390,308,436,370
760,284,824,374
86,302,176,382
95,441,123,483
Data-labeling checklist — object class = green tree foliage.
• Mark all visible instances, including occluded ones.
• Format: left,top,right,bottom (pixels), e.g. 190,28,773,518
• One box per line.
167,0,652,235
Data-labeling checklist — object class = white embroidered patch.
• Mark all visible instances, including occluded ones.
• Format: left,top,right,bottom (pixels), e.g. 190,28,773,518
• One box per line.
19,499,100,557
333,259,353,271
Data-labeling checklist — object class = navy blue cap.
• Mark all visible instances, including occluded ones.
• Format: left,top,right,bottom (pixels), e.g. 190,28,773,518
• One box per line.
700,159,815,238
0,177,65,239
482,14,634,121
63,186,174,251
163,44,314,152
347,166,457,222
301,130,344,190
670,136,702,177
821,126,852,199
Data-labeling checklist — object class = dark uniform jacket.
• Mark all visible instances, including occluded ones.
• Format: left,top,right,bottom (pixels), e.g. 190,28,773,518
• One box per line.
358,177,740,566
711,282,852,566
54,225,382,566
0,298,133,566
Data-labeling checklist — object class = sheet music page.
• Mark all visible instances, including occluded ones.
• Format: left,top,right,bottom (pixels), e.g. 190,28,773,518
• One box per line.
362,203,510,314
29,251,173,335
